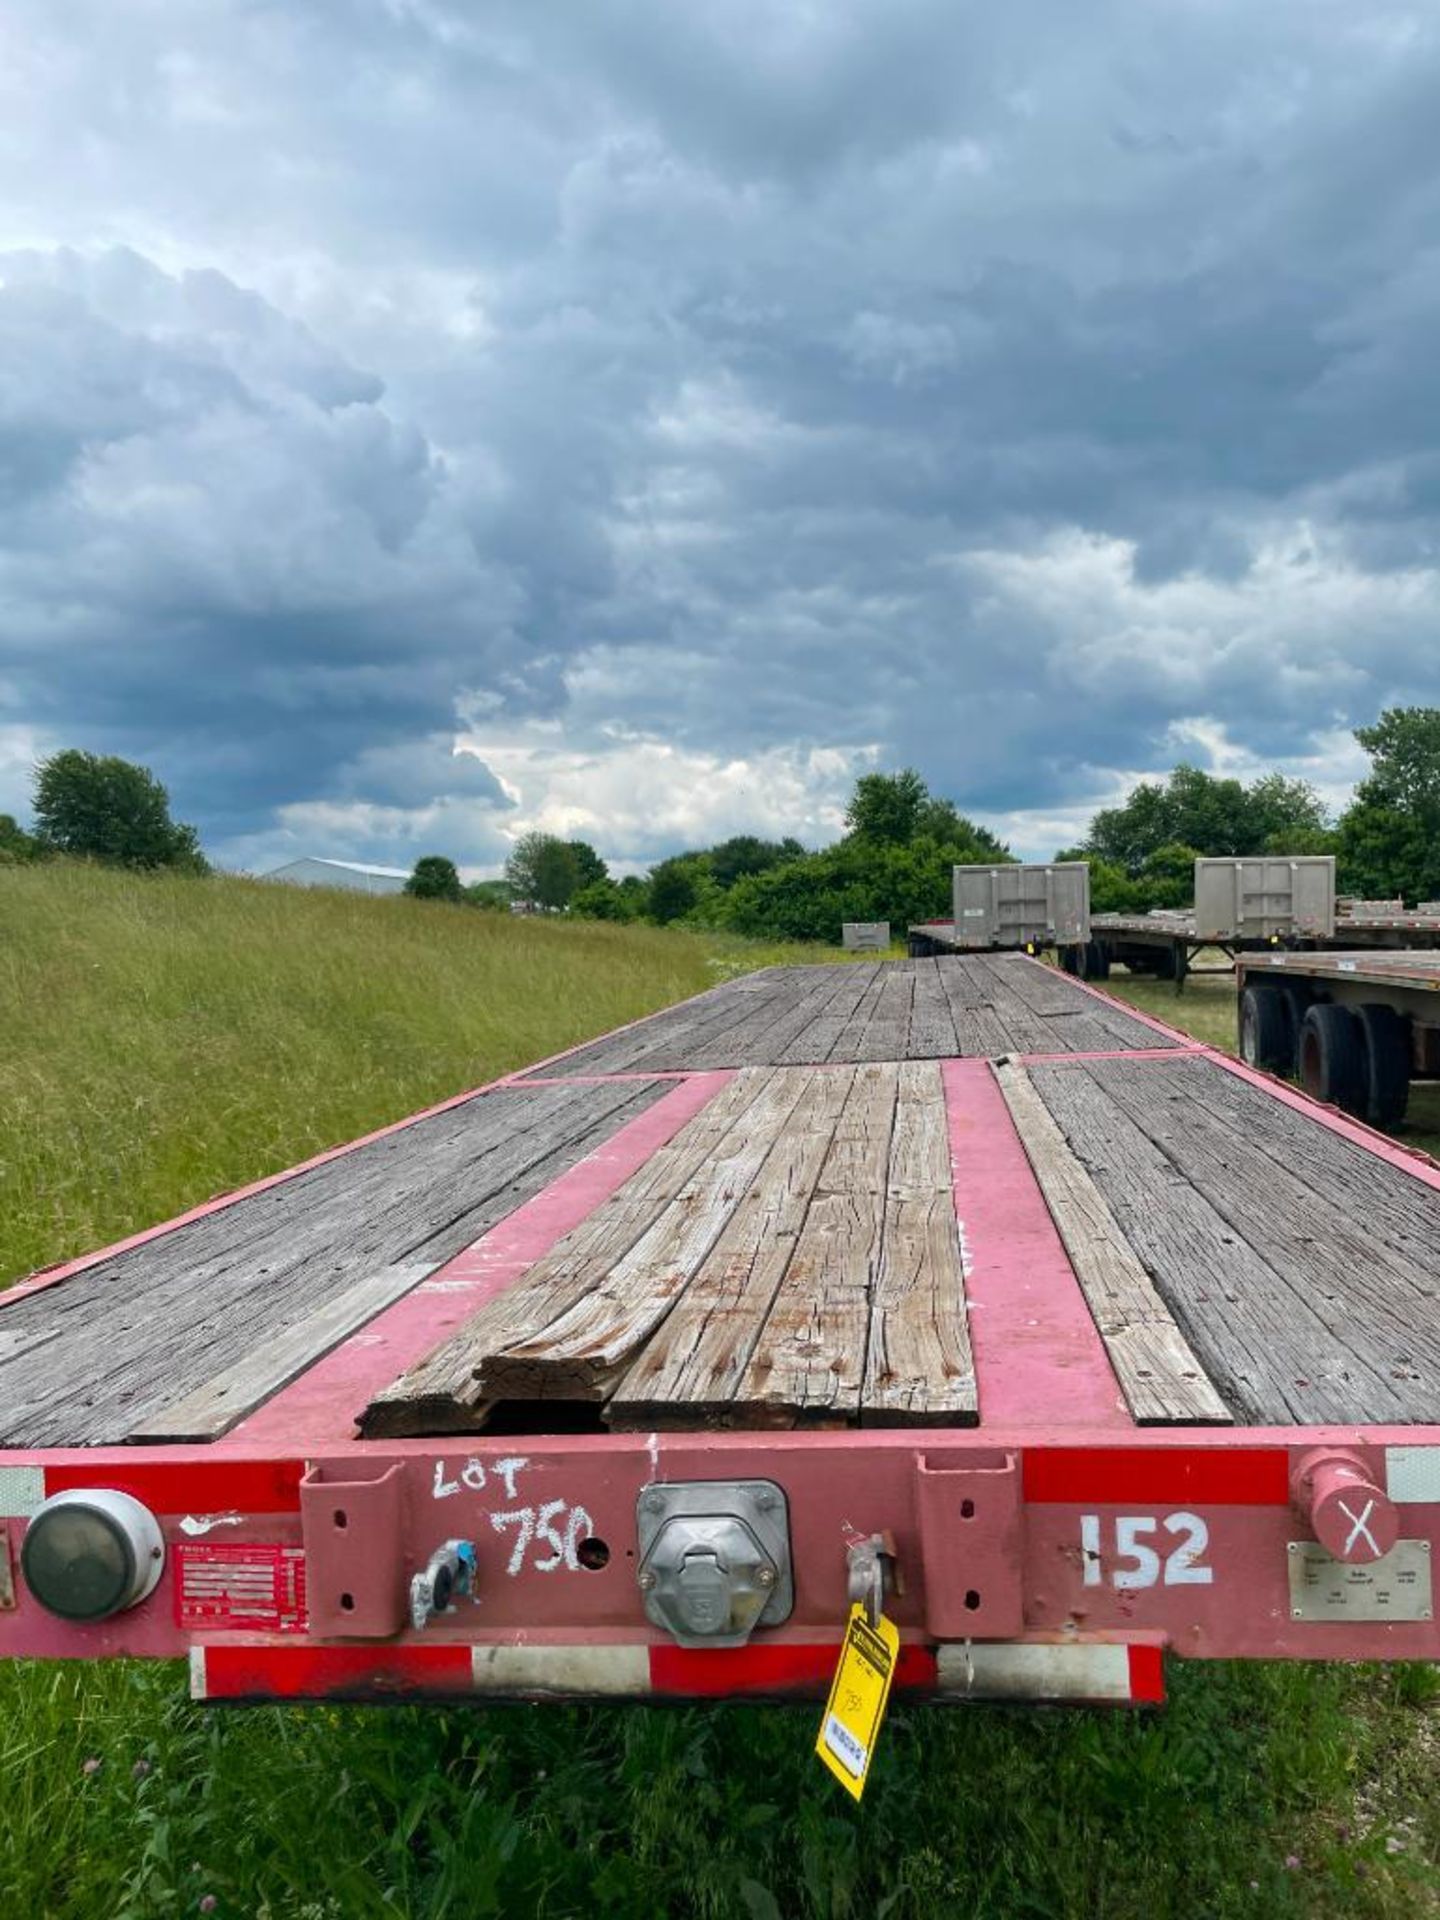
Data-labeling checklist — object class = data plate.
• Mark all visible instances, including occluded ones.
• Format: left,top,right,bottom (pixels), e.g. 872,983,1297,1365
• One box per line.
0,1528,13,1611
1288,1540,1433,1623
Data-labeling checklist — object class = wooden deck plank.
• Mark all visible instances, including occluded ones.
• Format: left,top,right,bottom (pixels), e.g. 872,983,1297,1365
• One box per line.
1169,1059,1440,1268
477,1070,813,1400
728,1062,898,1424
994,1060,1230,1424
678,971,848,1071
129,1261,434,1443
861,1061,976,1424
906,960,960,1058
1086,1057,1440,1344
359,1071,778,1433
0,1079,665,1448
716,966,877,1070
824,971,892,1064
773,965,881,1064
934,958,1014,1057
1030,1061,1433,1424
608,1070,855,1426
855,966,915,1062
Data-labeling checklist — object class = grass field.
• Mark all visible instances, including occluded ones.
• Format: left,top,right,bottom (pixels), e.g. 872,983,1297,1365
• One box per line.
2,870,1439,1918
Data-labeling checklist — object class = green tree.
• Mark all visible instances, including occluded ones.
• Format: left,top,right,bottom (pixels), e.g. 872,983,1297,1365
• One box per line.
464,879,514,911
1085,763,1330,876
844,769,929,845
0,813,42,864
405,855,463,902
504,832,583,909
32,750,207,872
1337,707,1440,902
570,877,639,921
648,857,699,923
566,841,609,890
1138,842,1203,910
1247,772,1331,851
707,835,802,889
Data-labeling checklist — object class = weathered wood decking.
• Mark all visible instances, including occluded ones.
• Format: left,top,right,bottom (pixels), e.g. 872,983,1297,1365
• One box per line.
0,1079,667,1446
362,1062,974,1436
6,951,1440,1446
1026,1055,1440,1425
525,954,1175,1075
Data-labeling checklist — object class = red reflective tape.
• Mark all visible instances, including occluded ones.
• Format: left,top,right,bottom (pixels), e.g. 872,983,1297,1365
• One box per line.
46,1460,303,1514
199,1644,470,1700
1126,1644,1166,1704
649,1641,937,1698
1023,1447,1289,1506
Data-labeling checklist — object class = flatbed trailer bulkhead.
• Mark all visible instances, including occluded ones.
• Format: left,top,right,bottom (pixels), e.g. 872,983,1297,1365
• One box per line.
5,955,1440,1709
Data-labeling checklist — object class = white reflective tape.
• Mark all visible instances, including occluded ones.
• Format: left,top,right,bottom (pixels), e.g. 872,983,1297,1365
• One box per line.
0,1467,45,1518
936,1642,1133,1702
1386,1447,1440,1504
188,1647,208,1701
469,1645,650,1695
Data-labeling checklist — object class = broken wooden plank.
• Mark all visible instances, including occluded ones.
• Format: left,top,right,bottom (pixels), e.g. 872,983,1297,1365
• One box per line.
359,1071,780,1434
608,1069,855,1425
729,1062,898,1424
129,1262,434,1443
993,1059,1230,1424
478,1069,814,1400
861,1060,976,1424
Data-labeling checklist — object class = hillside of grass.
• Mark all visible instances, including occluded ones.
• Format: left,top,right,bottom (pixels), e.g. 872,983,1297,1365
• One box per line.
0,864,836,1287
2,869,1438,1917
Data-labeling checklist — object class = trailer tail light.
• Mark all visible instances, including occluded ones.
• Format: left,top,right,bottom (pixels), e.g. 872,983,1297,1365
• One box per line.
21,1490,164,1622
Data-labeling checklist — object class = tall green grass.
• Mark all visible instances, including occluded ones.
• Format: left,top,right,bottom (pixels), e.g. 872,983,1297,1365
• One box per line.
1,868,1437,1916
0,864,828,1287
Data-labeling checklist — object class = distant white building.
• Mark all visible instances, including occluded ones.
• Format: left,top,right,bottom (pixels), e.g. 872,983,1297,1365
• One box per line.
264,857,410,896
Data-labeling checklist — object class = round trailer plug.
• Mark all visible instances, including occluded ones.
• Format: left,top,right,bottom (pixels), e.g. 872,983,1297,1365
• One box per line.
21,1490,164,1622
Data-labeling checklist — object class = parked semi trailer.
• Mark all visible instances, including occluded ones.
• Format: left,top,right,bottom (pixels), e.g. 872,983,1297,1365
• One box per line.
1238,948,1440,1130
5,954,1440,1714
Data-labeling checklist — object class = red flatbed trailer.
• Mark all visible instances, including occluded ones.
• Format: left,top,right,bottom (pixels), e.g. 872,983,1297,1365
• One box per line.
4,954,1440,1710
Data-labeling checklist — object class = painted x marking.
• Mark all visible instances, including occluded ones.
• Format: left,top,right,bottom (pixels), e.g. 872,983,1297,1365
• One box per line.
1337,1497,1379,1559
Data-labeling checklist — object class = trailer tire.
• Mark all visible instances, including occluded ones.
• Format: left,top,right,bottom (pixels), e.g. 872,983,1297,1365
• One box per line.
1150,945,1179,981
1355,1003,1410,1131
1059,944,1081,975
1298,1003,1366,1117
1239,985,1294,1074
1081,940,1110,981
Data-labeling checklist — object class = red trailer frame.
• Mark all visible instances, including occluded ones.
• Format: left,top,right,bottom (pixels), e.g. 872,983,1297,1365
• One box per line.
5,966,1440,1709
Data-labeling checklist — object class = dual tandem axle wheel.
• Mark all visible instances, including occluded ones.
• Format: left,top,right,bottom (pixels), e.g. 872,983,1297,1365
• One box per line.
1240,985,1410,1129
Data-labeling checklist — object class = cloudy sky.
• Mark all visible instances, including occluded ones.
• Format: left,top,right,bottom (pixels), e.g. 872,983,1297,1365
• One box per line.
2,1,1438,873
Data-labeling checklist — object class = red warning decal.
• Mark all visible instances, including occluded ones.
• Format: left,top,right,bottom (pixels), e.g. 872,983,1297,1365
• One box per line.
176,1544,308,1634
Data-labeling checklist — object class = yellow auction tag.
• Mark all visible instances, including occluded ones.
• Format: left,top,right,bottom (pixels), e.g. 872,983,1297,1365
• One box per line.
815,1603,900,1801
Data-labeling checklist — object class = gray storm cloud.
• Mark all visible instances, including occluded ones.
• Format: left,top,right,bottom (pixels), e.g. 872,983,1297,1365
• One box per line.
1,0,1438,868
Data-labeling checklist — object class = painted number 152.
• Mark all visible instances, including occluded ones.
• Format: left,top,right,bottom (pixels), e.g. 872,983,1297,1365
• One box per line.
1079,1512,1213,1589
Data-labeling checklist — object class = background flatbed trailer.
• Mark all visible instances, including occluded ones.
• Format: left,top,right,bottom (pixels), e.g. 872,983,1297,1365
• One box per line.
1237,948,1440,1131
4,953,1440,1709
913,906,1440,987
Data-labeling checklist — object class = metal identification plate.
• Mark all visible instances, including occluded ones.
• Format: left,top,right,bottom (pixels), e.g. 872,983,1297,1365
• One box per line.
1288,1540,1433,1623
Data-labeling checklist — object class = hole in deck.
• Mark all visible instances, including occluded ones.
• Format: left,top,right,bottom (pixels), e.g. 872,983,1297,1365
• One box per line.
964,1589,981,1612
477,1401,608,1436
576,1537,611,1571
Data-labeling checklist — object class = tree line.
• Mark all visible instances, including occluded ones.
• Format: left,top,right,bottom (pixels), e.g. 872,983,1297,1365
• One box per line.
7,706,1438,937
1062,708,1440,912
